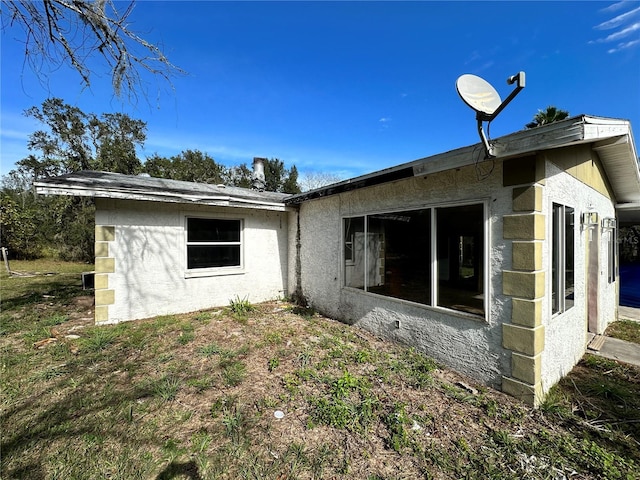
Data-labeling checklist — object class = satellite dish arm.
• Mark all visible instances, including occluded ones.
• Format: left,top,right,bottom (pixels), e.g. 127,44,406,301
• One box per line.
456,71,526,158
487,71,525,121
475,72,525,157
477,117,492,156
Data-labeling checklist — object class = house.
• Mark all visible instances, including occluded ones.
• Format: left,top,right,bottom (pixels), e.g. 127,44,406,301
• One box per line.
35,164,292,323
35,115,640,406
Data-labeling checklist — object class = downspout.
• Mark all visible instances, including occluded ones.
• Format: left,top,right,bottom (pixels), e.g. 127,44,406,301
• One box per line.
293,204,305,304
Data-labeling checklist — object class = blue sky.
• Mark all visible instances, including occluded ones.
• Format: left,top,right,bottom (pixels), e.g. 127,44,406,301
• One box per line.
1,1,639,181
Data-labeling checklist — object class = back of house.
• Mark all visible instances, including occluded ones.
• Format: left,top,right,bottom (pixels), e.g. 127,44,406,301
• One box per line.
36,115,640,406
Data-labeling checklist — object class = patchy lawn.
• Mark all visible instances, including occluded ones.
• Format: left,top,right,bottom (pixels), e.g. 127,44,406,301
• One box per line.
1,261,639,479
606,319,640,345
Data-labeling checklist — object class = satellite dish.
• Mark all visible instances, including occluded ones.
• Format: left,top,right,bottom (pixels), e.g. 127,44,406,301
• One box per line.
456,71,526,157
456,74,502,117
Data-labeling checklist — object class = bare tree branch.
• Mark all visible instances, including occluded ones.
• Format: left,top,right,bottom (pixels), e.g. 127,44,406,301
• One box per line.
2,0,185,101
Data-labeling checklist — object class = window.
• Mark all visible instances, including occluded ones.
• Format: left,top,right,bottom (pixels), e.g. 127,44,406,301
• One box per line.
343,202,486,317
551,204,574,314
604,220,617,284
436,204,485,315
186,218,242,270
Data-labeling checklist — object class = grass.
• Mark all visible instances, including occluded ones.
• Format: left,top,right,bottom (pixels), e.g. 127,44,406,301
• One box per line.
606,318,640,344
1,260,640,479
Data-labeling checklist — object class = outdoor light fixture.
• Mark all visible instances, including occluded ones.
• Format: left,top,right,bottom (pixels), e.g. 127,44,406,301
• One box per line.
581,211,599,230
601,217,616,231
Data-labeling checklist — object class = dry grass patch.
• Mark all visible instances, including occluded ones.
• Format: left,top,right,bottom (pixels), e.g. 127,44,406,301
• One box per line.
2,262,639,479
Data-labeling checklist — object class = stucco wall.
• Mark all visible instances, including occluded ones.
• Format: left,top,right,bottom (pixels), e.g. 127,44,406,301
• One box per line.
541,151,617,391
296,162,514,388
295,150,618,395
95,199,289,323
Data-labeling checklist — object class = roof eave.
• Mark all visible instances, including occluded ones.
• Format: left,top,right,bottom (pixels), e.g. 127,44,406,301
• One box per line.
34,182,291,212
286,115,639,204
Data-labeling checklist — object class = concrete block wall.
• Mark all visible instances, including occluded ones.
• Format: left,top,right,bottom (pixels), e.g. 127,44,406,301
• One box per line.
501,156,547,406
95,225,116,324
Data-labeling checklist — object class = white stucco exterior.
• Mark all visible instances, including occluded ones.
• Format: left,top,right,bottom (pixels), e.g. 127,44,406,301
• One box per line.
95,199,289,323
292,163,514,388
540,154,618,391
291,148,621,396
34,115,639,405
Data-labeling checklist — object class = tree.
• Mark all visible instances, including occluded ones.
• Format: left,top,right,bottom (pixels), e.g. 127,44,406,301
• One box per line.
25,98,93,173
0,192,41,259
2,0,184,100
263,158,301,194
93,113,146,174
223,158,301,193
2,99,148,261
23,98,146,176
299,171,344,192
281,165,301,194
143,150,226,184
525,106,570,129
226,164,253,189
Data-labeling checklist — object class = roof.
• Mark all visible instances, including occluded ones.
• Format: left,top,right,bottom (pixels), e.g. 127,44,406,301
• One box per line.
34,115,640,222
34,171,290,211
286,115,640,215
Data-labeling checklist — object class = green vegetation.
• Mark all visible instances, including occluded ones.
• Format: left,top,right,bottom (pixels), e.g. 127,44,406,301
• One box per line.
1,261,639,479
525,105,570,129
228,295,256,319
606,319,640,344
1,99,301,262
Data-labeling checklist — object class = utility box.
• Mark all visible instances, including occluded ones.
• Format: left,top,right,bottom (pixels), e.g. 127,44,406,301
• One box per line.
82,272,95,290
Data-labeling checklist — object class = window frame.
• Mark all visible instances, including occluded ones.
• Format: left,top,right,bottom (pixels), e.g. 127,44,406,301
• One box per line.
551,203,575,315
184,215,244,278
605,221,617,284
342,200,489,320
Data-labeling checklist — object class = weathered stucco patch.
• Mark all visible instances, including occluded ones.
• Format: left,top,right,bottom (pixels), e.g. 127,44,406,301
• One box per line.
512,241,543,271
503,323,545,356
95,257,115,273
95,225,115,242
511,298,542,328
503,270,545,299
502,376,544,407
512,185,543,212
503,213,545,240
95,289,115,306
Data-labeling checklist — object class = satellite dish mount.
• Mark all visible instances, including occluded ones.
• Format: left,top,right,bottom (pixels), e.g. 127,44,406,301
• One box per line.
456,71,525,158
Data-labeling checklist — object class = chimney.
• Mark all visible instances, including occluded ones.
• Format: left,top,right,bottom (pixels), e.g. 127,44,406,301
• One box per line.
252,157,266,191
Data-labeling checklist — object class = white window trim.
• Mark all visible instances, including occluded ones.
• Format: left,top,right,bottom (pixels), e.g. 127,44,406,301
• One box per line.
341,199,490,321
606,224,617,284
183,215,245,279
551,203,575,316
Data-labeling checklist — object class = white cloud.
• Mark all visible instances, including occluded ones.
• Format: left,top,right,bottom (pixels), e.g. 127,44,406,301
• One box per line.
603,21,640,43
595,5,640,29
592,2,640,52
608,38,640,53
601,1,635,14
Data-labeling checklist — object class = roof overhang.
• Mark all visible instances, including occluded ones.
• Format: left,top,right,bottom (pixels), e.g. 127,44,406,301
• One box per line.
34,171,291,212
286,115,640,205
616,202,640,225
